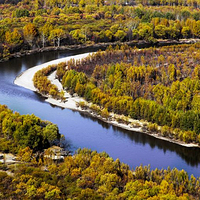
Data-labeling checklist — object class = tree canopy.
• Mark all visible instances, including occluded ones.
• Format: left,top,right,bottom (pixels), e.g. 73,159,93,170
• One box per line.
2,0,200,58
33,43,200,145
0,104,61,153
0,148,199,199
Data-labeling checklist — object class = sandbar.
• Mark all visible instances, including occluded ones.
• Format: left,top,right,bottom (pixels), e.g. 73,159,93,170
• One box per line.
14,53,91,110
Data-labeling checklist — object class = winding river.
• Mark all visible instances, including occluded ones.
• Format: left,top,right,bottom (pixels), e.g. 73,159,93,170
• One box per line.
1,47,200,177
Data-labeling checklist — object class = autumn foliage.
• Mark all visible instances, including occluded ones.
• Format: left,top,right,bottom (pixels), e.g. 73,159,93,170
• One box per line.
2,0,200,58
33,43,200,144
0,104,60,153
0,148,200,199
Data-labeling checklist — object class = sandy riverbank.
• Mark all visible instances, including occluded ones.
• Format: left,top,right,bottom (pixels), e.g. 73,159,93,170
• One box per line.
14,53,91,110
14,52,199,148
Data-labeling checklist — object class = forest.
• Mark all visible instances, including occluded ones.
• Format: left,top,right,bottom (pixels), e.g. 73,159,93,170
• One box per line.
33,43,200,145
0,148,200,199
0,104,61,153
2,0,200,198
0,104,199,199
2,0,200,59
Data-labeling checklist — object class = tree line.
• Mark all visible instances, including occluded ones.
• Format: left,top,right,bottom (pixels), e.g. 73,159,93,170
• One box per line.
2,0,200,58
33,63,65,99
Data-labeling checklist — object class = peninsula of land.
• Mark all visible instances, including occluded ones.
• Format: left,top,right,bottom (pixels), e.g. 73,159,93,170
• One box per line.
14,52,199,148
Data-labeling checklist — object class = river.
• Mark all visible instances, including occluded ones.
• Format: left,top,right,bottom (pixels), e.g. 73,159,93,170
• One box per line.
0,47,200,177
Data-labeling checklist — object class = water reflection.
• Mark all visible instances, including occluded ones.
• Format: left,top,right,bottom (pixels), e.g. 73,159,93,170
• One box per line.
79,112,111,129
79,111,200,167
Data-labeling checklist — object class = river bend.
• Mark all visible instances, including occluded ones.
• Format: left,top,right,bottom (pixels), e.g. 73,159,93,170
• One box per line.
0,48,200,177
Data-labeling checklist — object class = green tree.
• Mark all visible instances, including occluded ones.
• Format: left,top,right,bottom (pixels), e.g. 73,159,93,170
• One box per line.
14,9,30,18
104,30,113,41
17,147,33,162
43,124,60,144
70,29,85,43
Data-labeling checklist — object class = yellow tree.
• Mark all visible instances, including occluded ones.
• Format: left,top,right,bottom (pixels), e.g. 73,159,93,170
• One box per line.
39,23,53,48
17,147,33,162
23,23,37,48
49,28,65,47
5,28,22,50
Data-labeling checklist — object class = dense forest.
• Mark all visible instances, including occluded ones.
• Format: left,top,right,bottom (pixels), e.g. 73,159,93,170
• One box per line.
33,63,65,99
2,0,200,59
2,0,200,198
33,43,200,145
0,104,61,153
0,105,199,199
0,148,200,199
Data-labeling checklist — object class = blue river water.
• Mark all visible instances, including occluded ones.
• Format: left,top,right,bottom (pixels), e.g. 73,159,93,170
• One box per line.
0,48,200,177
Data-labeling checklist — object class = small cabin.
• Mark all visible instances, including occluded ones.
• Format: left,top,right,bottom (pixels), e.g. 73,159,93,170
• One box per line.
44,146,65,160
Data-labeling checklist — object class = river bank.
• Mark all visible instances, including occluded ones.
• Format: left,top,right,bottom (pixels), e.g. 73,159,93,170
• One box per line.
14,51,200,148
2,38,200,62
